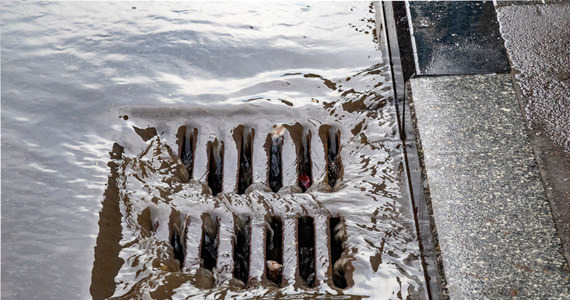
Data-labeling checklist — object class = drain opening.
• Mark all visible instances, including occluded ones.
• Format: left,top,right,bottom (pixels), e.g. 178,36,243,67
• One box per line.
267,125,285,193
171,220,185,268
177,126,198,179
233,216,251,285
237,128,254,194
298,129,313,192
321,126,342,188
207,139,224,196
201,213,219,271
265,216,283,286
329,217,347,289
298,216,316,287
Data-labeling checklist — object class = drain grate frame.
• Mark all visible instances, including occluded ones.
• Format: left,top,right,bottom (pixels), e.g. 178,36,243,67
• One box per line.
98,97,431,298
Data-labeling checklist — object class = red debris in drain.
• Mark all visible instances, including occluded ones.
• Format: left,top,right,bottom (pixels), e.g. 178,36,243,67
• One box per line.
299,174,311,189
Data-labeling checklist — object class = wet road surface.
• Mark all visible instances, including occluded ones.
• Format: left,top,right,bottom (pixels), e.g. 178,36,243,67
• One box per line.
1,2,427,298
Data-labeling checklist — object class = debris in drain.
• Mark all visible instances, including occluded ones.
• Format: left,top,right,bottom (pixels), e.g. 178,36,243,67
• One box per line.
268,125,285,193
178,126,197,179
201,213,219,271
266,260,283,284
152,219,159,233
266,216,283,286
329,217,348,288
207,139,224,196
298,129,313,192
233,215,251,286
333,256,351,289
238,128,254,194
298,216,316,287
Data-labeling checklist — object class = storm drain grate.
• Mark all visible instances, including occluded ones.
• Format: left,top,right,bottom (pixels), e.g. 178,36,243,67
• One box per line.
94,100,430,298
165,124,349,289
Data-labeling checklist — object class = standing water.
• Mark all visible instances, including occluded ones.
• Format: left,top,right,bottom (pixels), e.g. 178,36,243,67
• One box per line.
1,2,427,299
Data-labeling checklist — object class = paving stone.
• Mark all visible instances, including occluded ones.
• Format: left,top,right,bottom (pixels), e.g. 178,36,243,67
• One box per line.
497,2,570,265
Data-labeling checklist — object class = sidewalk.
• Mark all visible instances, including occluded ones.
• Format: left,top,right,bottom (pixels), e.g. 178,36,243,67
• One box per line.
400,1,570,298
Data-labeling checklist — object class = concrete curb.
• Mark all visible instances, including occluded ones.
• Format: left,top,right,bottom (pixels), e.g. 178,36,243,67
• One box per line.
409,74,569,299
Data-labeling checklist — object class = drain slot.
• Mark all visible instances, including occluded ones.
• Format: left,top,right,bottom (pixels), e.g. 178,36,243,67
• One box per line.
207,139,224,196
266,216,283,286
298,216,316,287
171,221,185,268
322,126,342,188
268,125,285,193
233,216,251,285
298,129,313,192
238,128,254,194
329,217,347,288
178,126,197,179
201,214,219,271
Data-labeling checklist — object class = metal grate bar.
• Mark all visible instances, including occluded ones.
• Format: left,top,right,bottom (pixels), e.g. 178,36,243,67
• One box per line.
281,217,298,286
248,218,266,286
214,214,235,286
281,130,297,189
183,216,203,273
313,213,330,288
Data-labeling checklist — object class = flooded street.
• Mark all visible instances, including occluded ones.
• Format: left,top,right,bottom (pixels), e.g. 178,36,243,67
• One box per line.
1,2,427,298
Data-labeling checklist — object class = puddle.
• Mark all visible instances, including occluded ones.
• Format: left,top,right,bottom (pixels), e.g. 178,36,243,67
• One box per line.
2,1,428,298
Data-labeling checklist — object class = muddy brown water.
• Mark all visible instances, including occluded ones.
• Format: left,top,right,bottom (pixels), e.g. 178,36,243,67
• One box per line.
2,2,427,299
